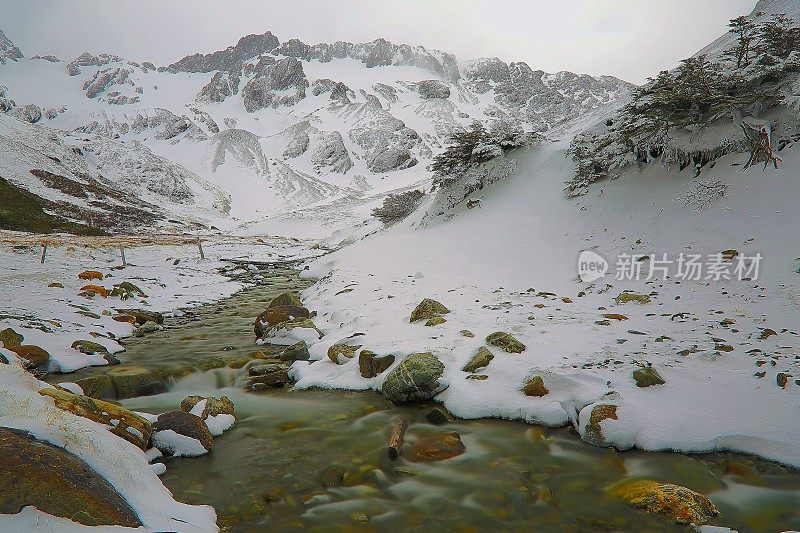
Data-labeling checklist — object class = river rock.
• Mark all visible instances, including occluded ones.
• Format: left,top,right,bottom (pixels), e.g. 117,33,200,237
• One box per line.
408,432,465,461
486,332,525,353
107,366,164,399
462,346,493,373
278,340,310,361
584,404,618,447
410,298,450,322
358,349,395,378
152,410,213,456
268,291,304,309
609,479,720,525
0,428,142,527
8,345,50,369
75,374,116,399
522,375,549,397
38,387,152,450
425,406,454,425
180,395,235,418
266,318,324,341
0,327,23,348
116,308,164,325
71,339,109,355
134,321,160,337
328,343,361,364
255,305,310,337
381,352,448,404
633,367,665,387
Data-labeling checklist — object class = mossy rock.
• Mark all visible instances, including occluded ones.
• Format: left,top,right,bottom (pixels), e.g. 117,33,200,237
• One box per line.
198,356,227,371
460,330,474,338
633,367,665,388
106,366,164,399
585,404,618,446
39,387,152,450
408,432,466,461
71,339,109,355
0,428,141,527
268,291,303,309
486,332,525,353
608,479,720,525
425,316,447,326
75,374,116,400
109,281,146,299
381,352,448,404
48,282,64,288
462,346,494,373
8,345,50,369
227,356,252,369
270,318,324,340
410,298,450,322
134,321,160,337
0,327,23,348
615,292,651,305
116,308,163,325
522,375,549,397
278,341,310,362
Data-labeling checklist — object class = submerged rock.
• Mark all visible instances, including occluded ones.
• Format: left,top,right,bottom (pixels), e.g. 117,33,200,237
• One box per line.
38,387,152,450
425,406,454,425
382,352,448,404
410,298,450,322
633,367,665,388
408,432,465,461
462,346,494,373
106,366,164,399
0,428,142,527
486,332,525,353
609,479,720,525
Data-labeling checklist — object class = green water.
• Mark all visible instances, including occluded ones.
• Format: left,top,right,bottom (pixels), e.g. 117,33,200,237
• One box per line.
75,270,800,532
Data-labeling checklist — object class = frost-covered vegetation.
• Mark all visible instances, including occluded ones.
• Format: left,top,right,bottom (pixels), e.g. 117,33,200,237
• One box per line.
371,189,425,224
567,10,800,196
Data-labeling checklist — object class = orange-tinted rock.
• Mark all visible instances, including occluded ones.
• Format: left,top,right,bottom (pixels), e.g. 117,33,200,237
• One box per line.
80,284,109,298
8,345,50,369
78,270,103,280
112,314,137,324
408,432,466,461
254,305,310,337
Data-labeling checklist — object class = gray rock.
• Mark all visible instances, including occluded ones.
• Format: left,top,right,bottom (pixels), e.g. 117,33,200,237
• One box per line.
0,29,23,65
12,104,42,124
242,57,308,111
418,80,451,99
366,145,417,173
170,32,279,72
311,131,353,173
381,352,448,404
197,70,241,103
274,38,311,58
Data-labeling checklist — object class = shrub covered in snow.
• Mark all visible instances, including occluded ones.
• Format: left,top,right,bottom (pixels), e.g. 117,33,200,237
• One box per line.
566,9,800,196
431,119,535,188
371,189,425,224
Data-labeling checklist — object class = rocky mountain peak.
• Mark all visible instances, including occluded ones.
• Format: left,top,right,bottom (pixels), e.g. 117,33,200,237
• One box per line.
0,29,23,65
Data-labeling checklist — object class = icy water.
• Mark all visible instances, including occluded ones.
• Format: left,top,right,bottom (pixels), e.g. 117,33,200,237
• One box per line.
83,270,800,532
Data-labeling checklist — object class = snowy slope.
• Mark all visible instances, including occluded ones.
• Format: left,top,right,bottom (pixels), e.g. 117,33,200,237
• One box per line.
0,29,634,235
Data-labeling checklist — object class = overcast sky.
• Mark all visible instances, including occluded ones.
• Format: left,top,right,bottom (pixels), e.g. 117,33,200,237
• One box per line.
4,0,756,84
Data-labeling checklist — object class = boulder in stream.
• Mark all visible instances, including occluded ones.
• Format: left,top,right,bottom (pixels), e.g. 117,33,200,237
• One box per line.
382,352,448,404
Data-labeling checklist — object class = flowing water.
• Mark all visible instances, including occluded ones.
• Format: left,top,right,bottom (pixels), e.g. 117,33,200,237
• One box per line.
62,270,800,532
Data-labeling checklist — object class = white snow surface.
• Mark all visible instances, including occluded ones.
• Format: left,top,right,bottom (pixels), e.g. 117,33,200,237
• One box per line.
294,140,800,468
0,358,218,532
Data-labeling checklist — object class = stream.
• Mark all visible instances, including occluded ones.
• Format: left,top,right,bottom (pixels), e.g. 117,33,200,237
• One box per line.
55,269,800,532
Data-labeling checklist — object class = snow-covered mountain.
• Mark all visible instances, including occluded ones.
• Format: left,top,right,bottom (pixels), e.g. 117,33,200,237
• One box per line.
0,29,633,235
